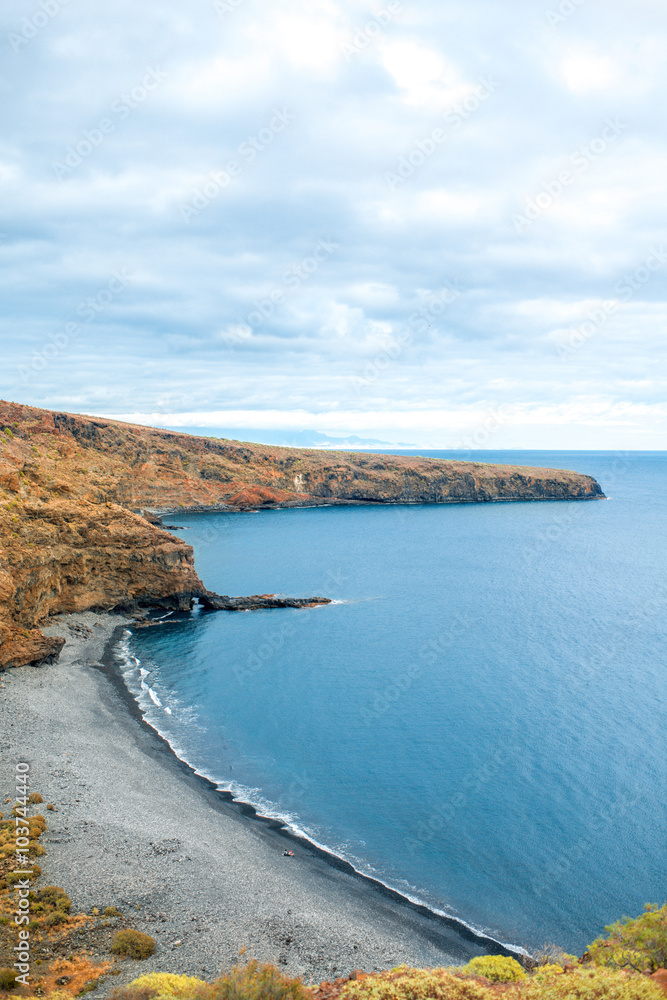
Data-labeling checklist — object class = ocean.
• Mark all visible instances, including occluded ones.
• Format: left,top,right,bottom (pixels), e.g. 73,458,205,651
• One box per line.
118,451,667,956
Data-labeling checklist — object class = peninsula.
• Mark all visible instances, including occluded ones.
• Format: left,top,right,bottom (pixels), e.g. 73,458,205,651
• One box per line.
0,400,604,670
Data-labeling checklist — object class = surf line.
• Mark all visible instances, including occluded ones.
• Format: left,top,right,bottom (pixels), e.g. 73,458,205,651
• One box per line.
98,623,529,963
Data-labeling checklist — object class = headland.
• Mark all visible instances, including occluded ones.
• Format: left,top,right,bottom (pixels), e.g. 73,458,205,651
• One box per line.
0,400,604,672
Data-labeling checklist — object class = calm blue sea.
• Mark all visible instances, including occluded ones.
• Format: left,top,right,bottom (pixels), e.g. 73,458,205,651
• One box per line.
121,451,667,955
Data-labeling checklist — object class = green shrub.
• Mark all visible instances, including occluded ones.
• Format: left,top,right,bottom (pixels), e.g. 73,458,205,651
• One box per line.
111,930,156,960
586,904,667,974
520,965,664,999
110,988,153,1000
342,966,491,1000
204,959,313,1000
6,872,33,886
125,973,208,997
0,968,17,990
37,886,71,912
45,910,69,927
460,955,527,982
532,964,572,980
104,906,122,917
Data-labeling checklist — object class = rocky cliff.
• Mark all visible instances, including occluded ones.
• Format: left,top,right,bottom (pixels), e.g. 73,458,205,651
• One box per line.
0,400,604,669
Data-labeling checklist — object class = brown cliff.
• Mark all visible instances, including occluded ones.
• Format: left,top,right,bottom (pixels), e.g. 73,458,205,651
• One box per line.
0,400,604,669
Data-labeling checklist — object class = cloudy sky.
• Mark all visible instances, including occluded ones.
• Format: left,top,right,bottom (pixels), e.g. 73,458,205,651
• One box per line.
2,0,666,448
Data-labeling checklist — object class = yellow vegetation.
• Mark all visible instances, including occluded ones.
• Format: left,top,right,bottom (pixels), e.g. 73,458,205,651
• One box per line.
460,955,527,982
126,972,209,997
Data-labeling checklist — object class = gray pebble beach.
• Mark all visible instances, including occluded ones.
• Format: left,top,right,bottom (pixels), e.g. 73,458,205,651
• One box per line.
0,611,493,988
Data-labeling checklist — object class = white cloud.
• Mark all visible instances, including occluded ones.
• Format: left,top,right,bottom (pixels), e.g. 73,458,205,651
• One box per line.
174,55,273,108
1,0,666,448
561,49,617,92
378,38,467,110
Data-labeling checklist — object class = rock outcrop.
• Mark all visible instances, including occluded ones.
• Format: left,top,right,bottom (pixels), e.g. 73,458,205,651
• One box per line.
199,593,331,611
0,400,604,669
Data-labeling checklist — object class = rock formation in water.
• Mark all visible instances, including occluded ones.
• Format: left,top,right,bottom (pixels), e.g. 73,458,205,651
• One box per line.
0,400,604,669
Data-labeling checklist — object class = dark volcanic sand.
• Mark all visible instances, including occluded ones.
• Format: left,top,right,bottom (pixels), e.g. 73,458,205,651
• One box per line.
0,612,497,989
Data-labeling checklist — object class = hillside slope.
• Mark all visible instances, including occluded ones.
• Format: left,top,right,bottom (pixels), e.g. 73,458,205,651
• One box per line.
0,400,604,669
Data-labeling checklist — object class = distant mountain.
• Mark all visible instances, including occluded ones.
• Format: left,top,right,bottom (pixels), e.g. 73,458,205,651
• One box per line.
160,427,413,449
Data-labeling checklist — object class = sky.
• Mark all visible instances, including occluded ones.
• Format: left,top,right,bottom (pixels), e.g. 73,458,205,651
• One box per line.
1,0,666,449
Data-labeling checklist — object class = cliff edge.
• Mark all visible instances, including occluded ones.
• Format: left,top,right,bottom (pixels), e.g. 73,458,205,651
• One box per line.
0,400,604,669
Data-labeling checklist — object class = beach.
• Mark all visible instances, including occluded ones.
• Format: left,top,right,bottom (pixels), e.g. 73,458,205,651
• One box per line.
0,610,490,990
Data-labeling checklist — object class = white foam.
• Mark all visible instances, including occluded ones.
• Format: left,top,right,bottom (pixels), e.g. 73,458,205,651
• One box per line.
112,632,527,960
147,687,162,707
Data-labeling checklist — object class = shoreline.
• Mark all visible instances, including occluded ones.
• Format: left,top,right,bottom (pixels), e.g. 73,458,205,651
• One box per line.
1,610,518,991
146,493,606,518
100,621,522,961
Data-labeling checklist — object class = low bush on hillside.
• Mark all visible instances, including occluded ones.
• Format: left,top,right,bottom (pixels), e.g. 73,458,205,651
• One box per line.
518,965,664,999
459,955,527,982
37,885,71,913
111,930,156,960
341,964,665,1000
201,959,312,1000
341,966,492,1000
0,968,17,990
121,972,208,998
586,904,667,974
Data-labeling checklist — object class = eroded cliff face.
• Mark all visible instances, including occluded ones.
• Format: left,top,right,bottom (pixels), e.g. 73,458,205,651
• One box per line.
0,400,605,669
0,499,205,668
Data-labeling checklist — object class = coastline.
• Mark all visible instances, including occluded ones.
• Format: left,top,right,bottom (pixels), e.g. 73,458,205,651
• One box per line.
1,610,511,991
103,621,522,961
147,491,606,519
